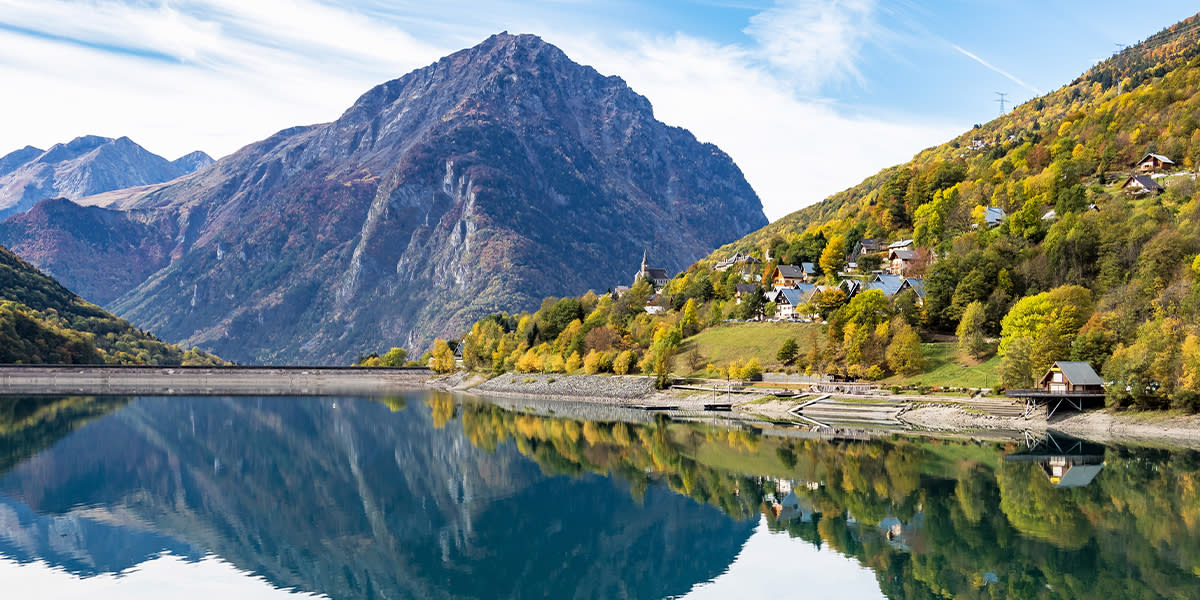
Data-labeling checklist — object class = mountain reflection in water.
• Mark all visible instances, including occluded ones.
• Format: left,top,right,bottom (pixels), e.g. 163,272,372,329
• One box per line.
0,393,1198,600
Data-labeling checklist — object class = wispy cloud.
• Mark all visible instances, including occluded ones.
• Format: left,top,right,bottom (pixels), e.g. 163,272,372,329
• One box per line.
0,0,450,159
743,0,877,90
950,43,1042,95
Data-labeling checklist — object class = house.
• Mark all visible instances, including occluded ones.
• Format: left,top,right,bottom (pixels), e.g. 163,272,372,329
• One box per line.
888,249,916,275
983,206,1007,227
644,294,667,315
862,274,926,304
887,239,914,252
1038,361,1104,394
1121,174,1164,195
774,285,819,320
632,251,671,288
734,283,758,304
1135,152,1175,173
772,264,809,288
714,252,761,272
1041,209,1058,221
851,238,884,260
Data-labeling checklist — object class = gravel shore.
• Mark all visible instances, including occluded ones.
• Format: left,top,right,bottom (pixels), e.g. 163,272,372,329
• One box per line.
899,405,1200,449
470,373,656,402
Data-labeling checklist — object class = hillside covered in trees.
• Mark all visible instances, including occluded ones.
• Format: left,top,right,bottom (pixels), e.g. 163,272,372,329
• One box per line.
0,243,223,365
693,14,1200,409
444,14,1200,410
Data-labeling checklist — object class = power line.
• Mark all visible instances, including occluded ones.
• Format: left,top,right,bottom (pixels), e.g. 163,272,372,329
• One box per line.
995,91,1008,114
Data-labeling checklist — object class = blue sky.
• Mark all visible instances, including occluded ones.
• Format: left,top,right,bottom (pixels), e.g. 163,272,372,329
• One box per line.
1,1,1196,220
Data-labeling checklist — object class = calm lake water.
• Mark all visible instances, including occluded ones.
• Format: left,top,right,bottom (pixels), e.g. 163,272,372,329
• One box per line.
0,392,1197,599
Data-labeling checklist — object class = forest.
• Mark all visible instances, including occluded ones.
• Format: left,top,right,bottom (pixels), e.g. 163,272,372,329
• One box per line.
0,244,223,365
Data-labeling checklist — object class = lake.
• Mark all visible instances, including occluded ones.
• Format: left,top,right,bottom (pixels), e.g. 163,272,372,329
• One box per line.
0,392,1197,599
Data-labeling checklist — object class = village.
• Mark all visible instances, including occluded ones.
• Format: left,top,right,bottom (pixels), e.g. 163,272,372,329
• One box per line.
621,151,1189,326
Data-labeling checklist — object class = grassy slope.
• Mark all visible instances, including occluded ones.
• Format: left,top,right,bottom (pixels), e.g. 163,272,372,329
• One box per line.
883,343,1003,389
674,322,823,374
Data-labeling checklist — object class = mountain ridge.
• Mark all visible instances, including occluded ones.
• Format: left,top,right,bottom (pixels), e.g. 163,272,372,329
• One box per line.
0,135,212,219
1,33,766,364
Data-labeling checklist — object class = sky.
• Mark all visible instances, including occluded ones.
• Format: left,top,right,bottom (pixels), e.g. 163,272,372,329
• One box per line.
1,1,1197,221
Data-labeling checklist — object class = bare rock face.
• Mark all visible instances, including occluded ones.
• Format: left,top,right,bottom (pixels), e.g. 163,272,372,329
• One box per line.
0,136,211,220
1,33,767,364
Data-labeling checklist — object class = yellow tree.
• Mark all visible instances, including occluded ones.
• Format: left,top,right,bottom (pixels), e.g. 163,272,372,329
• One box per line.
431,339,457,373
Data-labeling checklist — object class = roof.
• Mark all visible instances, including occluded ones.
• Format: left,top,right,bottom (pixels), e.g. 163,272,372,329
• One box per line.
775,264,807,279
1051,361,1104,386
867,274,908,297
887,239,914,250
645,268,669,279
778,288,808,306
735,283,757,294
1042,209,1057,220
889,249,915,261
984,206,1006,225
1138,152,1175,165
1122,175,1163,191
801,261,816,275
905,278,926,299
1053,464,1104,488
857,238,883,251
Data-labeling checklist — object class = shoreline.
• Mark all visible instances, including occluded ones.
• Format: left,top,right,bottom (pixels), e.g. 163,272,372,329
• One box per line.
5,366,1198,448
437,372,1200,449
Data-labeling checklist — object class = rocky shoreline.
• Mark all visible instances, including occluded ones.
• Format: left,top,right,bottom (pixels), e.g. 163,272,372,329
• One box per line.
438,372,657,403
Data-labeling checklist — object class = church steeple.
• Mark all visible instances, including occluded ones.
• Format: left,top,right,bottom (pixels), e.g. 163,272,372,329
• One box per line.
641,249,648,271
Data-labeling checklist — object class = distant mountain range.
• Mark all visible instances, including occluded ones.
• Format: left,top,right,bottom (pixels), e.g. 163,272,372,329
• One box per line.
0,33,766,364
0,135,212,220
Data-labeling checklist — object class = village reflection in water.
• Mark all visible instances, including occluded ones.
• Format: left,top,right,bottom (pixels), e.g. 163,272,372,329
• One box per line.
0,393,1197,600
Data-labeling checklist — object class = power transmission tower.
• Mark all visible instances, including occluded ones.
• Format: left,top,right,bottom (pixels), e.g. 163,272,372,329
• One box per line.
995,91,1008,114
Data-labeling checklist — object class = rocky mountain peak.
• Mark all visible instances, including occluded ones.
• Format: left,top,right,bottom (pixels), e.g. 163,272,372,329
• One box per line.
0,135,215,219
1,34,767,363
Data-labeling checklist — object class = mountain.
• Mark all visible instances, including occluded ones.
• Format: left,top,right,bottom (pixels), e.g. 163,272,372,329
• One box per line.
170,150,216,173
0,241,221,365
0,136,212,220
0,33,766,364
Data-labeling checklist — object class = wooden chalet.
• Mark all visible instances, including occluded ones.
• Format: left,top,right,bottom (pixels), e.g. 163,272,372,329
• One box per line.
772,264,813,288
1121,174,1164,195
887,249,916,275
1038,361,1104,394
1135,152,1175,173
1007,361,1105,416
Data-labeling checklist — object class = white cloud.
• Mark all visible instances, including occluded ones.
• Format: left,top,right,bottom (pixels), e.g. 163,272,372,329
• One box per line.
0,0,449,159
552,32,959,221
744,0,877,90
950,43,1042,95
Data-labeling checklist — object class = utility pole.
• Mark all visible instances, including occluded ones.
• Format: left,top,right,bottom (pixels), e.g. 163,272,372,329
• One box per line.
995,91,1008,114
